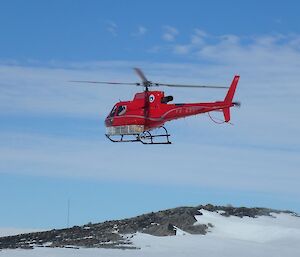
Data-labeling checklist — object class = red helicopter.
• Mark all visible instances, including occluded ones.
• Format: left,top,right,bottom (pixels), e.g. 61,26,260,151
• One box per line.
72,68,240,144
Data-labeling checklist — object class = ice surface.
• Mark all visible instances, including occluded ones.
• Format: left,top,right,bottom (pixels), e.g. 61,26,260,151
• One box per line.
195,209,300,243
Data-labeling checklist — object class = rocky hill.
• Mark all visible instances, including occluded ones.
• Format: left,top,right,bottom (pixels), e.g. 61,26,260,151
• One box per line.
0,204,297,250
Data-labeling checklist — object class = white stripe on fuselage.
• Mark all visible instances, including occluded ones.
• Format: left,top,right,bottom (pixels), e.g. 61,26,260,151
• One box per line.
110,105,218,122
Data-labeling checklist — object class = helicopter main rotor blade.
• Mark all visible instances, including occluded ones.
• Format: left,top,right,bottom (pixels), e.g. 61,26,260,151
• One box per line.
153,83,228,89
133,67,149,83
69,80,141,86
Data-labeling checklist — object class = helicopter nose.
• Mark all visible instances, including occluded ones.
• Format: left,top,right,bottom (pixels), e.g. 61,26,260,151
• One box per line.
105,117,113,127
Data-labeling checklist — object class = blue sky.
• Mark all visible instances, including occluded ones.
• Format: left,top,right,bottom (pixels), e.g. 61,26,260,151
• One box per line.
1,0,300,229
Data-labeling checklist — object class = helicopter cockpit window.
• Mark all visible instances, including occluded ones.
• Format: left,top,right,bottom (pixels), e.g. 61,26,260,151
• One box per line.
116,105,127,116
109,105,117,117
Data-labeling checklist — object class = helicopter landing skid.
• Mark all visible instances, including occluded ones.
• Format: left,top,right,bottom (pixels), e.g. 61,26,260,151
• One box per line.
139,127,171,145
105,126,171,145
105,134,141,143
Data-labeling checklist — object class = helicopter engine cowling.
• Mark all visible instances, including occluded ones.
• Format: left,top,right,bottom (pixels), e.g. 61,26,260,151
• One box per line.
161,95,173,104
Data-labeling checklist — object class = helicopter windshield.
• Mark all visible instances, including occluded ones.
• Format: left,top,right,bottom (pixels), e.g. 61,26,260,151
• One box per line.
109,105,117,117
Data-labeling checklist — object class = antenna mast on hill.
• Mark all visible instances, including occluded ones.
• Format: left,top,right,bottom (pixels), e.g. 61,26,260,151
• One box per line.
67,198,70,228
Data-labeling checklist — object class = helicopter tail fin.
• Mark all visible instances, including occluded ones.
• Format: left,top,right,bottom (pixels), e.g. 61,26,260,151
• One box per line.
224,75,239,104
223,75,240,122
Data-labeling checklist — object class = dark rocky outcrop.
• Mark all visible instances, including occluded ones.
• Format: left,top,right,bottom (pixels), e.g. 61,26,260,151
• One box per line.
199,204,296,218
0,204,296,250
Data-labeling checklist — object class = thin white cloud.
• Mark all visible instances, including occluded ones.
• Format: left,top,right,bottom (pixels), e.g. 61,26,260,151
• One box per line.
218,34,240,44
289,35,300,49
173,44,190,55
132,25,147,36
274,18,283,24
0,131,299,196
162,25,179,41
191,28,208,45
106,21,118,36
0,63,139,117
147,45,162,53
1,32,300,200
173,28,208,54
168,32,300,85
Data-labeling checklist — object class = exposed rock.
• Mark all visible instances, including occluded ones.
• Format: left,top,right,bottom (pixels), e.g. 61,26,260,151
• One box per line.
0,204,296,250
197,204,295,218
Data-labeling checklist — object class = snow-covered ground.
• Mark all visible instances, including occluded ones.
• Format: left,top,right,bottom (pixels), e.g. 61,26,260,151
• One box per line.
195,209,300,243
1,210,300,257
0,228,44,237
